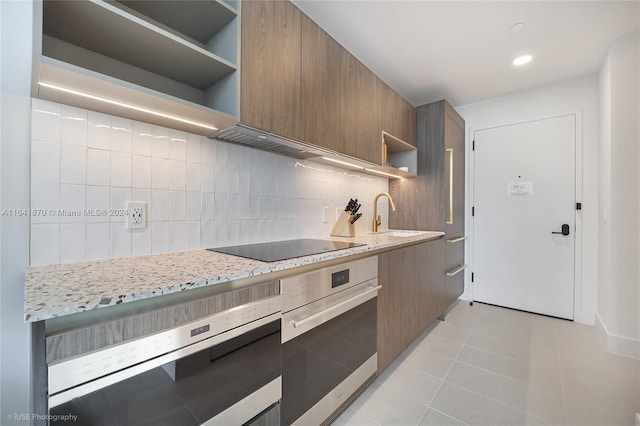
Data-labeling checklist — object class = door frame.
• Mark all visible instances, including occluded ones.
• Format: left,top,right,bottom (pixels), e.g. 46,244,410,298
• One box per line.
465,110,584,320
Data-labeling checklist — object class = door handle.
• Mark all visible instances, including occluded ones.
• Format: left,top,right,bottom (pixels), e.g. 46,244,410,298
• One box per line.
551,224,570,236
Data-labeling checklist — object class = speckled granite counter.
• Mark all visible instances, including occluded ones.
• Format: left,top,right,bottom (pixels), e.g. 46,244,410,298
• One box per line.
25,231,443,322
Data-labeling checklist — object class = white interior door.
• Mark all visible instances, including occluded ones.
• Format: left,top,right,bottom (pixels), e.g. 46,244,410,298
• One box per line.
472,115,576,319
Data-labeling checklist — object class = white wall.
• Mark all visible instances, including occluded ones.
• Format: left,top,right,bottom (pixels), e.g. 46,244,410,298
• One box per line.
28,98,389,266
456,75,600,325
597,32,639,358
1,0,33,423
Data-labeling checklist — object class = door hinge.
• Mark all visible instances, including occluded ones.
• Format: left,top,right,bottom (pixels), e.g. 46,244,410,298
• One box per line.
471,272,474,282
576,202,582,210
472,140,475,151
472,206,475,216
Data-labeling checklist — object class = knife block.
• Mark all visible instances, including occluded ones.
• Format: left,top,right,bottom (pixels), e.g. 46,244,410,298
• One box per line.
330,211,356,237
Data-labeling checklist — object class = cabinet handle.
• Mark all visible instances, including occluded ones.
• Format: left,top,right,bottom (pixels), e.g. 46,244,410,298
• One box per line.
446,236,466,243
445,264,465,276
446,148,454,224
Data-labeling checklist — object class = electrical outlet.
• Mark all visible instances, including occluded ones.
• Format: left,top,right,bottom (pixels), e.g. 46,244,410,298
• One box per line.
322,207,328,223
127,202,146,229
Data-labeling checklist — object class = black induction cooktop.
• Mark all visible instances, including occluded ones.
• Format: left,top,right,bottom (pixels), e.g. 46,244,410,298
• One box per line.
207,238,366,262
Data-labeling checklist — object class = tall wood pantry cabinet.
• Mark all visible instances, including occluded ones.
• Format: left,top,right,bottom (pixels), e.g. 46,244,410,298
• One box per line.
389,99,466,319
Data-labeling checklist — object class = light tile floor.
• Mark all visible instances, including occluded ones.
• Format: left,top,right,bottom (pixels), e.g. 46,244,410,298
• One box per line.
335,301,640,426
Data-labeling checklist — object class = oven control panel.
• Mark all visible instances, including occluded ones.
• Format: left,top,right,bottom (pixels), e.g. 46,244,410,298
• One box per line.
280,256,378,313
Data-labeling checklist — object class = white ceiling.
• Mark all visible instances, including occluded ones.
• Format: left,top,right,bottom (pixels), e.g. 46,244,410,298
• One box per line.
291,0,639,107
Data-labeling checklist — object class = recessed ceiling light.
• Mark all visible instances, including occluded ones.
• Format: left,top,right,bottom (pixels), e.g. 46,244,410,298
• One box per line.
513,55,532,66
510,23,525,33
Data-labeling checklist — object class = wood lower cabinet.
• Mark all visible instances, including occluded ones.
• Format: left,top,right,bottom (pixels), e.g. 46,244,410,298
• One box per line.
377,240,443,373
442,233,465,312
241,0,302,140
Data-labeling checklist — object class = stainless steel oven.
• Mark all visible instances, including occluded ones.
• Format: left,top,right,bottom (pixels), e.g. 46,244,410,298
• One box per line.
280,256,379,426
48,295,282,426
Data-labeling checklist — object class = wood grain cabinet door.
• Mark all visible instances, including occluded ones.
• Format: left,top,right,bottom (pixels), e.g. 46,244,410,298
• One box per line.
342,55,382,164
377,240,443,374
382,83,416,147
241,0,302,140
442,103,465,235
300,14,345,153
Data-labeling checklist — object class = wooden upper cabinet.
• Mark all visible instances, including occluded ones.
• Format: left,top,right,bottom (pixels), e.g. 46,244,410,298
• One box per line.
341,54,382,164
382,83,416,147
242,1,405,167
300,14,345,153
390,99,465,232
241,0,302,140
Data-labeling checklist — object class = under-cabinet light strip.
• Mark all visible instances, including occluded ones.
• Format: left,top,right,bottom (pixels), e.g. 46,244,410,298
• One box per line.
38,82,218,131
364,168,403,179
321,157,364,169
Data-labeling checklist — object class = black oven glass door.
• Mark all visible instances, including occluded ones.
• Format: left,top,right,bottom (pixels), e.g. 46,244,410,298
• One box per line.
50,320,281,426
281,298,376,425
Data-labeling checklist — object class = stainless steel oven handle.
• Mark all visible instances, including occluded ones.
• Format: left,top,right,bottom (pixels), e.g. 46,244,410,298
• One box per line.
290,285,382,329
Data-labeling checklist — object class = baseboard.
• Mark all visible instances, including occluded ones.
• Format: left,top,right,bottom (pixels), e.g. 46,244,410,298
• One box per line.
595,313,640,359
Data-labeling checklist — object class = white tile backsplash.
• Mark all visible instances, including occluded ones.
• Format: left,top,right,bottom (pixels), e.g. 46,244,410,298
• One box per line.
30,100,389,265
185,192,201,221
170,191,186,221
31,99,61,142
31,224,59,266
86,223,110,260
185,163,201,192
151,157,171,189
110,187,131,223
170,132,186,160
151,190,171,222
87,111,111,150
132,122,153,156
59,223,86,263
151,222,170,254
60,144,86,185
59,184,86,223
170,160,186,190
31,140,61,184
31,183,60,224
151,129,171,159
186,221,201,250
110,117,132,153
186,134,201,163
86,186,110,223
132,155,152,189
61,105,88,146
131,227,151,256
87,149,110,186
110,152,132,188
110,223,131,258
170,221,187,251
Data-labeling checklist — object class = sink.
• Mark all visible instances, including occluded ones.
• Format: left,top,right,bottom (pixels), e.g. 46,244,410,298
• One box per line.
371,229,431,237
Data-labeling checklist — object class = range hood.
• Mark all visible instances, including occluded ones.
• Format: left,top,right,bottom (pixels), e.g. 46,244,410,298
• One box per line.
215,123,333,160
214,123,415,179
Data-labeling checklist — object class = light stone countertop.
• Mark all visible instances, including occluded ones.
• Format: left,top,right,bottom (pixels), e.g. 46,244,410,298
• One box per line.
24,231,443,322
